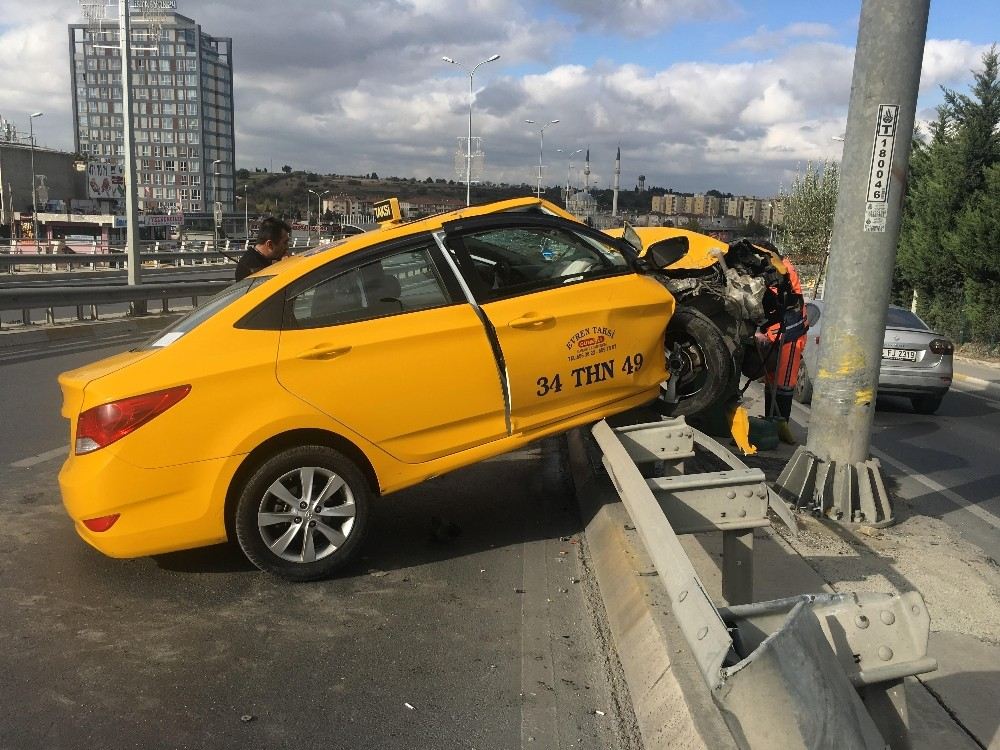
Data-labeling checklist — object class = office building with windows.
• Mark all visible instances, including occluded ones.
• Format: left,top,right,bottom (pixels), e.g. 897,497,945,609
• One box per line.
68,11,235,214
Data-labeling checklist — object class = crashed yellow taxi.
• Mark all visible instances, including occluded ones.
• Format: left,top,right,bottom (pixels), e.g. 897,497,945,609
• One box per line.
59,197,687,580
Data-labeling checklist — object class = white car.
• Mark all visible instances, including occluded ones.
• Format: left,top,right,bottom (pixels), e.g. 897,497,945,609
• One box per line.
795,300,954,414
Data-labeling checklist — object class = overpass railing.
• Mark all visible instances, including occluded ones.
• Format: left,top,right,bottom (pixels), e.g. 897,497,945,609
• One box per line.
0,234,360,273
0,280,229,329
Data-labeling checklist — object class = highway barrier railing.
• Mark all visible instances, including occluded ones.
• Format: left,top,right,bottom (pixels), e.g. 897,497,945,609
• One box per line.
589,417,936,748
0,281,229,329
0,235,351,273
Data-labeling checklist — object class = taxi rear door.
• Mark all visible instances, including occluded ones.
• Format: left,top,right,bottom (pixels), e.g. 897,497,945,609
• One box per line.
440,215,671,434
274,237,507,463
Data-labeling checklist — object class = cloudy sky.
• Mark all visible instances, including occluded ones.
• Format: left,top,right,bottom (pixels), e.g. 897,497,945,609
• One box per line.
0,0,996,195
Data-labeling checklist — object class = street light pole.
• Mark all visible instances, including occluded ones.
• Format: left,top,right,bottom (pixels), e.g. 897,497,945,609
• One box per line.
28,112,43,249
442,54,501,207
211,159,222,247
242,183,248,242
307,188,326,245
318,190,329,240
562,148,583,195
525,119,559,199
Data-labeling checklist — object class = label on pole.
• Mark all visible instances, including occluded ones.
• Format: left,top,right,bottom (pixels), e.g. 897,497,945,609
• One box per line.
863,104,898,233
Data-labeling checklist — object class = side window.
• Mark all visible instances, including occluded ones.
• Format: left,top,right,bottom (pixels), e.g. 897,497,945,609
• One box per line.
288,245,451,329
459,226,627,300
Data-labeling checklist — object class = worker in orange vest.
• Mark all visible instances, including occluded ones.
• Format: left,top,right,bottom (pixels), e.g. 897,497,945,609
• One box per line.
755,242,807,445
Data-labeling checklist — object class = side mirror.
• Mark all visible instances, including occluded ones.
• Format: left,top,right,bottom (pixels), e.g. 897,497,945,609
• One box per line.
648,236,689,269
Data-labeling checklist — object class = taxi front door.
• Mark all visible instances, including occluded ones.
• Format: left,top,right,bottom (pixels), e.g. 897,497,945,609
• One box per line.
441,218,671,435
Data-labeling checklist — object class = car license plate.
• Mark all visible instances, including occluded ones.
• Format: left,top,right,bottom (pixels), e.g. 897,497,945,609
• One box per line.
882,348,917,362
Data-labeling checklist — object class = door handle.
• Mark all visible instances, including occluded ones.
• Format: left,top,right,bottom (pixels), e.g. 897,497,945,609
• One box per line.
298,344,352,360
509,314,555,329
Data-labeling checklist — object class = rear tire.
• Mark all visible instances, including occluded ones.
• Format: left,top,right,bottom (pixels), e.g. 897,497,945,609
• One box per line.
911,394,943,415
793,360,813,404
659,308,736,417
234,445,371,582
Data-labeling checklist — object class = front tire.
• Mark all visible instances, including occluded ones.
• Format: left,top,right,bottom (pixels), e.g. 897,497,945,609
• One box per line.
234,445,371,582
659,308,736,417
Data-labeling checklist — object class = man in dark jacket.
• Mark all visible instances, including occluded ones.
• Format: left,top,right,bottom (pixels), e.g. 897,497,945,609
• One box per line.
235,217,291,280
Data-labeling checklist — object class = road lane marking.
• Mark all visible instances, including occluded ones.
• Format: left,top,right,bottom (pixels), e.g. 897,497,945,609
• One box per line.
11,446,67,468
788,397,1000,530
868,447,1000,532
951,382,1000,405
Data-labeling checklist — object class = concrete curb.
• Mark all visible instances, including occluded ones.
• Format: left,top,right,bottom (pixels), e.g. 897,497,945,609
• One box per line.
952,371,1000,391
567,428,736,750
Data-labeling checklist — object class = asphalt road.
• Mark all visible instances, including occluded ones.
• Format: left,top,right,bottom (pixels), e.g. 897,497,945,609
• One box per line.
790,369,1000,563
0,341,628,750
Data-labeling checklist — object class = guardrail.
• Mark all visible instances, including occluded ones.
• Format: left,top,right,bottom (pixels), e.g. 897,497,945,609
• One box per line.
0,235,352,273
591,417,935,748
0,280,229,328
0,250,235,271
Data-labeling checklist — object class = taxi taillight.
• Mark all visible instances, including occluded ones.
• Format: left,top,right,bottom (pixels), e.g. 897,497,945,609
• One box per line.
75,385,191,454
83,514,120,532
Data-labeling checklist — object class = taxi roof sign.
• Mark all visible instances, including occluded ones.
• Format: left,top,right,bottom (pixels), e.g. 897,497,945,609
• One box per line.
373,198,403,226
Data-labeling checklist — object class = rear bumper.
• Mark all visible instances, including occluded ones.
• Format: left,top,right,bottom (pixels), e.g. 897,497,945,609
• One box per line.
58,449,239,558
879,367,952,398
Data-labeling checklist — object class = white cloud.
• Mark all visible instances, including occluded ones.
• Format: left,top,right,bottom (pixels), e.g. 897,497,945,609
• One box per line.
732,22,837,52
919,38,992,93
0,0,990,197
741,81,800,125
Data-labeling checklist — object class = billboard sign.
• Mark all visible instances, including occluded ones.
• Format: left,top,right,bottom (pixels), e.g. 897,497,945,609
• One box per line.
142,213,184,226
87,162,126,200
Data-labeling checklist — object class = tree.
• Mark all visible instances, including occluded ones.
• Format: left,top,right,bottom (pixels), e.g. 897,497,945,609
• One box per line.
778,160,839,265
896,47,1000,341
236,168,250,180
282,165,292,174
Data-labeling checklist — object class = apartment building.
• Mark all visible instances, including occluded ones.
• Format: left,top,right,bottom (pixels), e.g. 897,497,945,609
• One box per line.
68,11,235,214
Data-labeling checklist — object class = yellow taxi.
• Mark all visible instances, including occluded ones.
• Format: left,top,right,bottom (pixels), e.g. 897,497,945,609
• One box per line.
58,197,679,580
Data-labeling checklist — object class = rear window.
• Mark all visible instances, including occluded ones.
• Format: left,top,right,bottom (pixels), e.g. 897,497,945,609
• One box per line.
885,307,929,330
137,276,273,349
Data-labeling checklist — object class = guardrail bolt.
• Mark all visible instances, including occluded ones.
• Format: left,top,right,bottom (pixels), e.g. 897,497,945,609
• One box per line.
877,646,894,661
697,627,708,640
855,614,870,629
880,610,896,625
727,490,736,499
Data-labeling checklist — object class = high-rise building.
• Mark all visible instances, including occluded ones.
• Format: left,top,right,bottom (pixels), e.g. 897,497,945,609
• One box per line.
68,9,235,214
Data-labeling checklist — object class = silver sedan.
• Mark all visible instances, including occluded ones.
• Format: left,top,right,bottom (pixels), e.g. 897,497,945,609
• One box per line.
794,300,954,414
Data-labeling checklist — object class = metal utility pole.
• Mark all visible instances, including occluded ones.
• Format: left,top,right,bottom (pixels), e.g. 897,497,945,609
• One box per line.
28,112,43,249
212,159,222,248
777,0,930,526
118,2,142,289
243,185,250,249
612,146,621,217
